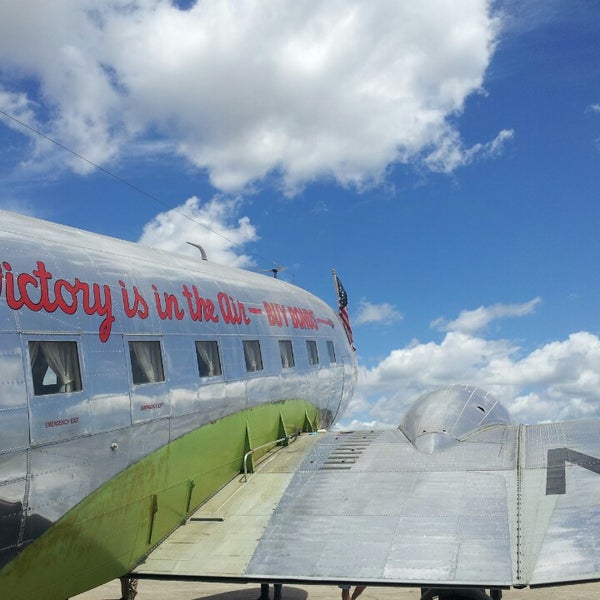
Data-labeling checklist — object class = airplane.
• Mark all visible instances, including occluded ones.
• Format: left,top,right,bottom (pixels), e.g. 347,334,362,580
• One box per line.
0,209,357,599
2,210,600,600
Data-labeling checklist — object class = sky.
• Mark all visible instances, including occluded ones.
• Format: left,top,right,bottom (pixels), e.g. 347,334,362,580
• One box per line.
1,0,599,429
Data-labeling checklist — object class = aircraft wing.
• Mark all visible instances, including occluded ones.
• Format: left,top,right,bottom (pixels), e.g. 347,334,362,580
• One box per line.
134,422,600,588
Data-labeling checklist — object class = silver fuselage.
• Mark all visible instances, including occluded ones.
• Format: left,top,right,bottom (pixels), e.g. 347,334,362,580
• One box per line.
0,210,357,583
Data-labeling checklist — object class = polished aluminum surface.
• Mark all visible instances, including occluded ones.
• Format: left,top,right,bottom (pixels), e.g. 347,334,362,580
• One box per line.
137,386,600,588
399,384,513,453
246,427,517,586
0,210,357,570
521,419,600,586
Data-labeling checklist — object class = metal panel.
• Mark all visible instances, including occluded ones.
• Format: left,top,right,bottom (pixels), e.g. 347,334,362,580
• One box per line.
219,334,246,382
130,383,171,423
0,336,27,408
316,366,332,405
169,386,199,418
247,375,280,407
0,450,27,485
521,419,600,586
28,392,91,445
0,298,16,334
82,334,131,433
164,336,200,418
327,364,345,416
89,392,131,433
280,370,305,402
304,365,321,405
222,379,248,420
0,407,29,452
247,430,516,585
27,419,170,525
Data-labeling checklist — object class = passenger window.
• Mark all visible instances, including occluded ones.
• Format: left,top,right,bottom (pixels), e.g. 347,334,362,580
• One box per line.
243,340,264,372
306,340,319,365
129,341,165,384
29,340,82,395
196,340,223,377
327,341,337,364
279,340,295,368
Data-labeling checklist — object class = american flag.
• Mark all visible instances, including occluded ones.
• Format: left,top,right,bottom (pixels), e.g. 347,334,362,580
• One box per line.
334,272,354,346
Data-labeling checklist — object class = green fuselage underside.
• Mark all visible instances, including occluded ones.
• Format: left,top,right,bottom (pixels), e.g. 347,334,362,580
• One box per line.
0,399,318,600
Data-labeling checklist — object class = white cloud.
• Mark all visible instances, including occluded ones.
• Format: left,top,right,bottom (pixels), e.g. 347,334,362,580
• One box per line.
432,296,541,334
0,88,36,130
138,195,258,267
355,300,403,325
588,103,600,114
338,329,600,429
0,0,506,193
424,128,514,173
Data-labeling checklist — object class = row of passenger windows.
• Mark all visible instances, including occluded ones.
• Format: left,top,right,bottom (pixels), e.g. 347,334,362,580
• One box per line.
29,338,338,396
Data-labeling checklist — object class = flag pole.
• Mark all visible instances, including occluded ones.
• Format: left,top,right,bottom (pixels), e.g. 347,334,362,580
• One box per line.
331,268,338,307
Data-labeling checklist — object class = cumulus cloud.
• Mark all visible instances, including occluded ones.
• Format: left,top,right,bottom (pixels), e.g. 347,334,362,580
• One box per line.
355,300,403,325
0,0,507,193
138,195,258,267
432,297,541,334
339,329,600,430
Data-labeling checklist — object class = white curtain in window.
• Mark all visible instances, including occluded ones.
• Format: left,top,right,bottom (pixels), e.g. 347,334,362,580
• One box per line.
29,341,45,393
244,340,263,372
307,341,319,365
196,341,221,377
29,341,40,368
279,340,294,368
131,341,164,383
40,341,81,392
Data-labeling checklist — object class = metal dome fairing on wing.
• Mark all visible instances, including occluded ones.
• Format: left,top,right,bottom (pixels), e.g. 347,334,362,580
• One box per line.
399,384,512,453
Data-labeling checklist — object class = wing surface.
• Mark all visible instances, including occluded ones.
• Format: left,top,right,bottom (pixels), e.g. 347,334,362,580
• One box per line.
134,421,600,588
135,428,519,587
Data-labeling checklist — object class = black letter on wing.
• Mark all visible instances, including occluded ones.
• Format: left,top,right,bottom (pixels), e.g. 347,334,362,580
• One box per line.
546,447,600,495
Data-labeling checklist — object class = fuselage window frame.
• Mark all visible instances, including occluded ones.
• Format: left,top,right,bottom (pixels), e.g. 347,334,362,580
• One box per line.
279,339,295,369
128,340,165,385
306,340,319,366
326,340,337,364
195,340,223,378
243,339,264,372
28,339,83,396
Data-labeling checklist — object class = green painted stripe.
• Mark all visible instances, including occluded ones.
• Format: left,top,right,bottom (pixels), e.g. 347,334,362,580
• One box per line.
0,399,318,600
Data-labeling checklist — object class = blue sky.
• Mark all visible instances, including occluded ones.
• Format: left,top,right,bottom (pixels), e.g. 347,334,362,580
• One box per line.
1,0,599,427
